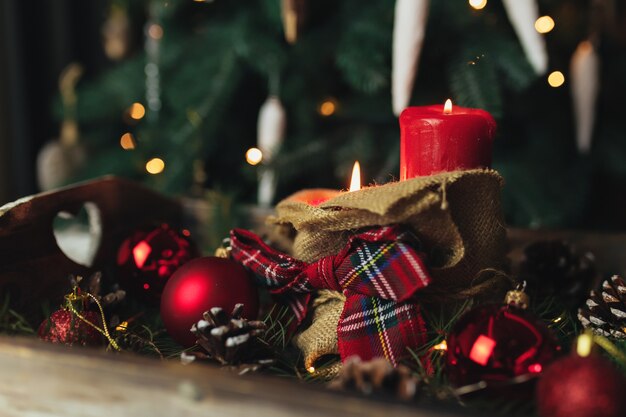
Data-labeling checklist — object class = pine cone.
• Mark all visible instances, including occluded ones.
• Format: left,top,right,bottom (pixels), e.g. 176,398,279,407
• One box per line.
190,304,274,370
578,275,626,339
520,240,596,306
70,272,126,307
328,356,421,401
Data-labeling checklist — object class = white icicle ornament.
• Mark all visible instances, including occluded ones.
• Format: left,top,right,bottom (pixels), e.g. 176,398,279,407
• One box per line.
257,96,286,161
256,95,286,206
570,40,600,154
502,0,548,75
392,0,430,116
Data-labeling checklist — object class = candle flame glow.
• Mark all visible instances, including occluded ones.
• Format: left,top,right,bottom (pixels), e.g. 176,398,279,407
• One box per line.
444,99,453,114
349,161,361,192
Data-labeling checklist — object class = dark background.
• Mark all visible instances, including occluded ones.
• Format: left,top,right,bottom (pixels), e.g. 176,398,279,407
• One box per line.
0,0,108,204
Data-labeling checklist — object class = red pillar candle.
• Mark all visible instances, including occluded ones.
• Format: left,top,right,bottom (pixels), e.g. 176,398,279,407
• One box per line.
399,100,496,180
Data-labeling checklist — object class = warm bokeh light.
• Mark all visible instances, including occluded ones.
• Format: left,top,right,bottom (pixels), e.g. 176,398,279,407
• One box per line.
129,102,146,120
548,71,565,87
319,99,337,116
469,0,487,10
246,147,263,165
469,335,496,365
120,133,136,150
576,333,593,357
146,157,165,174
444,99,453,114
535,16,555,34
132,241,152,268
148,24,164,40
349,161,361,192
433,341,448,351
115,321,129,332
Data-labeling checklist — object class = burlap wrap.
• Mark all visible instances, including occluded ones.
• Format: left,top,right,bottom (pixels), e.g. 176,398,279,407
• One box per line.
268,169,509,377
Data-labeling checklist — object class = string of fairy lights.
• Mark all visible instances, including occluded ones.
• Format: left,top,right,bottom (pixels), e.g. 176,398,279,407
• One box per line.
244,97,337,167
117,0,567,175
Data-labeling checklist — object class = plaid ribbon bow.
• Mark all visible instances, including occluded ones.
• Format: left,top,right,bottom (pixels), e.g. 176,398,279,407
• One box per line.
229,225,432,366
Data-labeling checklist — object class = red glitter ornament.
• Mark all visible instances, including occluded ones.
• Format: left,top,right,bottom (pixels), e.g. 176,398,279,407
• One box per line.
446,287,560,391
38,309,103,346
537,354,626,417
160,256,259,347
117,224,198,299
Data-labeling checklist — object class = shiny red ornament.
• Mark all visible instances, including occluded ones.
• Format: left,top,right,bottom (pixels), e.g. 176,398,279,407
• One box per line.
38,309,103,346
117,224,198,299
160,256,259,347
446,303,560,390
537,354,626,417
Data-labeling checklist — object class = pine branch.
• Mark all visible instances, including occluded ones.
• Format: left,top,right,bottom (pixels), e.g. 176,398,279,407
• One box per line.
0,294,35,336
448,46,502,118
335,1,391,95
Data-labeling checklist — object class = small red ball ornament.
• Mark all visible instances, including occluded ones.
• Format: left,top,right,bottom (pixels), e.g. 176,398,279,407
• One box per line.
536,354,626,417
446,286,560,391
160,256,259,347
117,224,198,299
38,309,103,346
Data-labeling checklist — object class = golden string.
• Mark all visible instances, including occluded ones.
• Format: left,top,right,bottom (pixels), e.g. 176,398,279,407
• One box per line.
66,291,121,351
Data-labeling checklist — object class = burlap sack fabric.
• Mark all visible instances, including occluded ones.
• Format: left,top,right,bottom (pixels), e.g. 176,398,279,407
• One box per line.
269,169,510,377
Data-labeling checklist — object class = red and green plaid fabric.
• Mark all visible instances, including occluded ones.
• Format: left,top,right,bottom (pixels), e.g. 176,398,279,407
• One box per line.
229,225,431,366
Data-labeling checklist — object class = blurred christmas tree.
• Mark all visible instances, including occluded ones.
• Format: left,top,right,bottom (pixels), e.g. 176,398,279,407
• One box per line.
56,0,626,229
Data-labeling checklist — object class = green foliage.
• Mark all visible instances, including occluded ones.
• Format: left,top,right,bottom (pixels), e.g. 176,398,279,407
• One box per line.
449,46,503,118
61,0,626,228
0,294,35,335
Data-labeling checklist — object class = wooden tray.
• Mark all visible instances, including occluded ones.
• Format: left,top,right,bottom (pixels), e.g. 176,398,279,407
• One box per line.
1,177,624,416
0,176,181,321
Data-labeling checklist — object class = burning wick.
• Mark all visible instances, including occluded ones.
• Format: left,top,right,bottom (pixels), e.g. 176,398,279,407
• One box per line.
349,161,361,192
444,99,453,115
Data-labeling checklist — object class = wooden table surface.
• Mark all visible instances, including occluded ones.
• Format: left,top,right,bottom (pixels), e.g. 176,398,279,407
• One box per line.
0,336,475,417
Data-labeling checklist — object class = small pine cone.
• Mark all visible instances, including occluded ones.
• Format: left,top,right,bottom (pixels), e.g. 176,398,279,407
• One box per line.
578,275,626,339
71,272,126,307
190,304,274,369
520,240,596,305
328,356,421,401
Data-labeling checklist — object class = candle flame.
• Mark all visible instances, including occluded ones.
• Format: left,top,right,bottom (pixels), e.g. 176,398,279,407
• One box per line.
444,99,453,114
349,161,361,192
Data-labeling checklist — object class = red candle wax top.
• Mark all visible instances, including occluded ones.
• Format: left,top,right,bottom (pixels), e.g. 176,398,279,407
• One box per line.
399,103,496,180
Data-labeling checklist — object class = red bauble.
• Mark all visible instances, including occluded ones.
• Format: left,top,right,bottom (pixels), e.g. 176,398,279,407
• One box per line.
446,304,560,389
117,224,198,299
160,257,259,347
38,309,103,346
536,354,626,417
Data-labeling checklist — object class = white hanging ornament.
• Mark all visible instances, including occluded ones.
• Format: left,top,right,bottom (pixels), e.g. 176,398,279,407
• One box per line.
570,40,600,154
37,122,86,191
256,95,286,206
502,0,548,75
37,64,86,191
257,96,286,161
392,0,430,116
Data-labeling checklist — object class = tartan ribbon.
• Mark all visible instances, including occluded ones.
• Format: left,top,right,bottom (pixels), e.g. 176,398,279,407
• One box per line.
229,225,432,366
